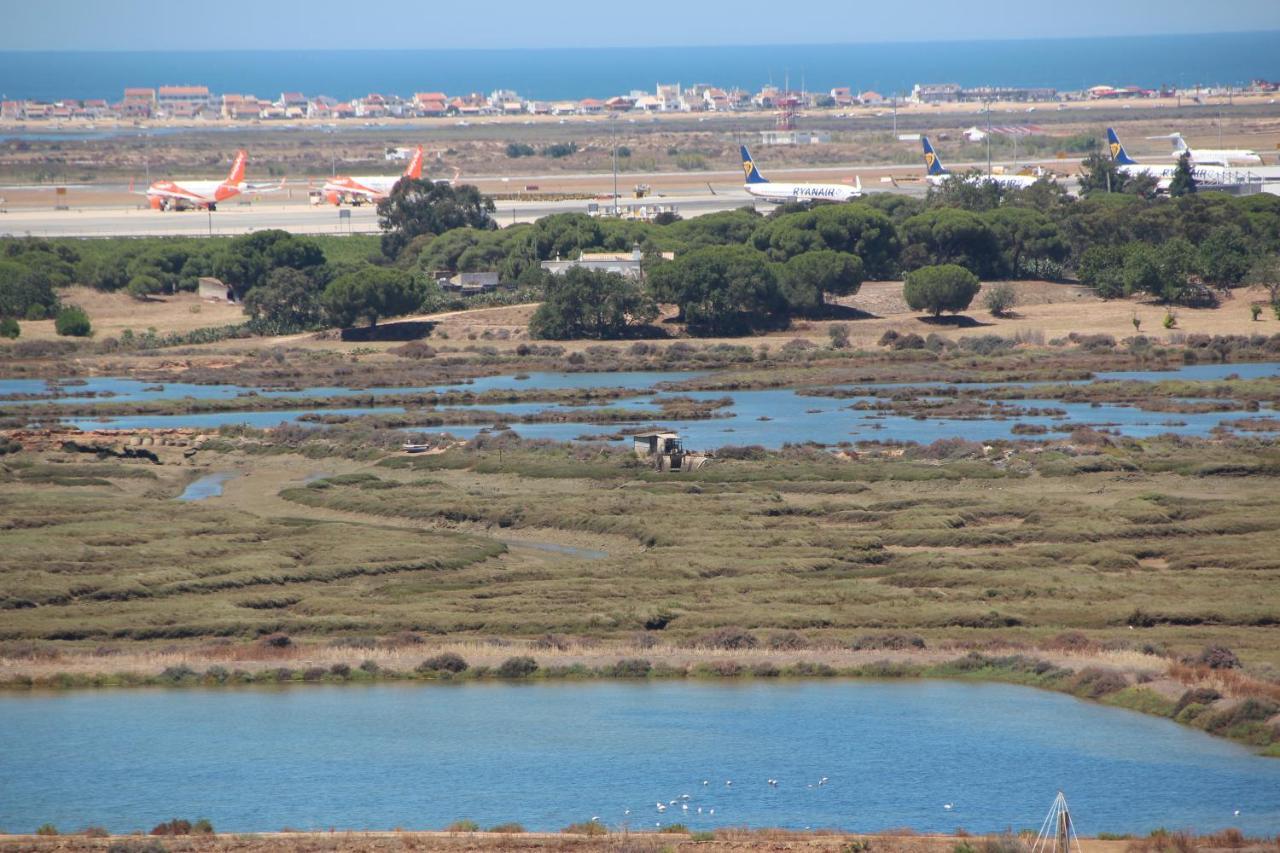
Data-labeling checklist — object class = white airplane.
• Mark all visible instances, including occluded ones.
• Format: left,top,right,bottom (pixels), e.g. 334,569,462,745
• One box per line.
920,137,1049,188
739,144,861,203
322,145,424,205
1106,128,1232,189
1154,133,1263,167
145,150,279,211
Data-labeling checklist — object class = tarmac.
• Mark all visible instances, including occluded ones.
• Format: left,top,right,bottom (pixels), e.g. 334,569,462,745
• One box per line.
0,185,928,238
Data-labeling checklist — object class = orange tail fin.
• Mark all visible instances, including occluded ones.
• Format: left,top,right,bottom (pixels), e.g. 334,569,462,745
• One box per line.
225,150,248,184
404,145,424,179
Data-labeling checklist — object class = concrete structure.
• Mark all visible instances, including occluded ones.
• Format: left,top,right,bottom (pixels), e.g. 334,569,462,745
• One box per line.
632,430,708,472
911,83,961,104
197,277,235,302
440,271,500,294
540,248,674,279
759,129,831,146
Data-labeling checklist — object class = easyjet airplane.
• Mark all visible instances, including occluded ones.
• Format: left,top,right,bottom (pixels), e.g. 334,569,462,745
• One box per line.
145,150,279,211
321,145,425,205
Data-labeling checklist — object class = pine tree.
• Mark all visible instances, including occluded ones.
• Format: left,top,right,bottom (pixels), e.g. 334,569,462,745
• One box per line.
1168,151,1198,197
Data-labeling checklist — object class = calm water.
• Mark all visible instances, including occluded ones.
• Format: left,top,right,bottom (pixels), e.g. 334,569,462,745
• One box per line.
23,361,1273,446
174,472,235,501
2,34,1279,102
0,681,1277,835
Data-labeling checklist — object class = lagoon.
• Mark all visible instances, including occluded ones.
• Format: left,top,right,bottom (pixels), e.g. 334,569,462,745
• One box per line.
0,680,1277,835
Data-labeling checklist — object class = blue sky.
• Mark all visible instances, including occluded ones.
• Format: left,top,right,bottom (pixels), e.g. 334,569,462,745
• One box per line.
4,0,1280,50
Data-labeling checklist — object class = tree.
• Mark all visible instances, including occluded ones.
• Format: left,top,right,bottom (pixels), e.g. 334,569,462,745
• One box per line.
320,267,422,329
983,207,1068,278
1168,152,1197,197
1198,225,1253,288
1077,245,1127,299
125,274,164,300
900,208,1000,278
211,230,325,298
378,179,496,259
903,264,981,317
752,204,899,278
0,260,59,319
528,268,657,339
647,244,786,335
1077,152,1127,196
54,305,92,337
243,267,325,331
0,316,18,339
1243,253,1280,306
928,172,1005,212
982,282,1018,317
780,250,863,316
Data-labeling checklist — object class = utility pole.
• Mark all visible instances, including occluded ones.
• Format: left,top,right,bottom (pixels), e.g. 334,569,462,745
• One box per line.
611,114,619,217
892,93,898,138
985,98,993,176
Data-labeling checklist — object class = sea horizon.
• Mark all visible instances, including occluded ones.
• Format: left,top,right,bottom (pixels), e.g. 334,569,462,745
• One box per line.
1,31,1278,103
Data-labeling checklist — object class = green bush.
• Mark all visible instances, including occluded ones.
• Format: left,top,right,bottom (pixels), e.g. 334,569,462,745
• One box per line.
982,282,1018,317
417,652,469,674
36,823,58,836
446,819,480,832
562,820,608,835
495,656,538,678
903,264,981,316
54,305,92,337
488,822,525,833
0,316,18,338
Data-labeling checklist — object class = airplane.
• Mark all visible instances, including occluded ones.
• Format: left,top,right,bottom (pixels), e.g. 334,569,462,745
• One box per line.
920,137,1048,188
145,150,279,211
739,144,862,204
1105,128,1234,189
321,144,425,205
1154,133,1263,167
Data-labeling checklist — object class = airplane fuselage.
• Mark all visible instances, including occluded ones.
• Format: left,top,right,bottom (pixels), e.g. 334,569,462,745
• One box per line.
744,183,860,204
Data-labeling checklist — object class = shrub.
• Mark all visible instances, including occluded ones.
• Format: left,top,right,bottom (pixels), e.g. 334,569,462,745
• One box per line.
36,823,59,836
0,316,18,339
766,630,809,651
697,627,758,650
192,819,214,835
1195,645,1240,669
260,632,292,648
417,652,469,674
659,823,690,833
532,633,571,651
1070,667,1128,698
495,656,538,678
903,264,981,317
54,305,92,337
329,663,351,678
828,323,851,349
447,820,480,832
562,821,608,835
607,658,652,677
150,819,193,836
851,633,926,651
82,826,110,838
488,823,526,833
982,283,1018,317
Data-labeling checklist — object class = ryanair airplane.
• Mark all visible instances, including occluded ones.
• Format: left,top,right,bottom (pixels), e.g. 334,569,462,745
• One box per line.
740,145,862,204
920,137,1046,188
1106,128,1232,189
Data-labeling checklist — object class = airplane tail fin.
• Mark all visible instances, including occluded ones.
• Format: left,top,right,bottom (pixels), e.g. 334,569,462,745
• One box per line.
1170,133,1189,154
405,145,424,179
921,137,947,176
740,145,768,184
854,175,863,194
1106,128,1137,165
226,150,248,185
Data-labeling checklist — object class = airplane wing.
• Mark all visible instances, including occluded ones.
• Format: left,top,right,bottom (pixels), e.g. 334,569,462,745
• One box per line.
243,179,286,193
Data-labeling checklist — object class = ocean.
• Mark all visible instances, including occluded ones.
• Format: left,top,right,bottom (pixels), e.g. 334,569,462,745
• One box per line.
1,32,1278,102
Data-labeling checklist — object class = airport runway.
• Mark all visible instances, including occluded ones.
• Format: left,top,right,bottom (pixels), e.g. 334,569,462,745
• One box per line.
0,186,925,238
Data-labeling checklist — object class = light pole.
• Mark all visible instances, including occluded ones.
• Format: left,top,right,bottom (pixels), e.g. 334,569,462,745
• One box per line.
611,114,619,217
985,98,993,176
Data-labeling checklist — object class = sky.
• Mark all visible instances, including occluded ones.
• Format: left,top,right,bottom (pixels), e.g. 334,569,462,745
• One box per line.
3,0,1280,51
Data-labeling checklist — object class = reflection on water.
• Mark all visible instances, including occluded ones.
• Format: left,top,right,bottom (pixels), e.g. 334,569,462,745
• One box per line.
175,472,235,501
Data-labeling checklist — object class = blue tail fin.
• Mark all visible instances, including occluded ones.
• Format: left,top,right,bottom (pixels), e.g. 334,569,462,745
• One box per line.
740,144,768,184
921,137,948,176
1106,128,1137,165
